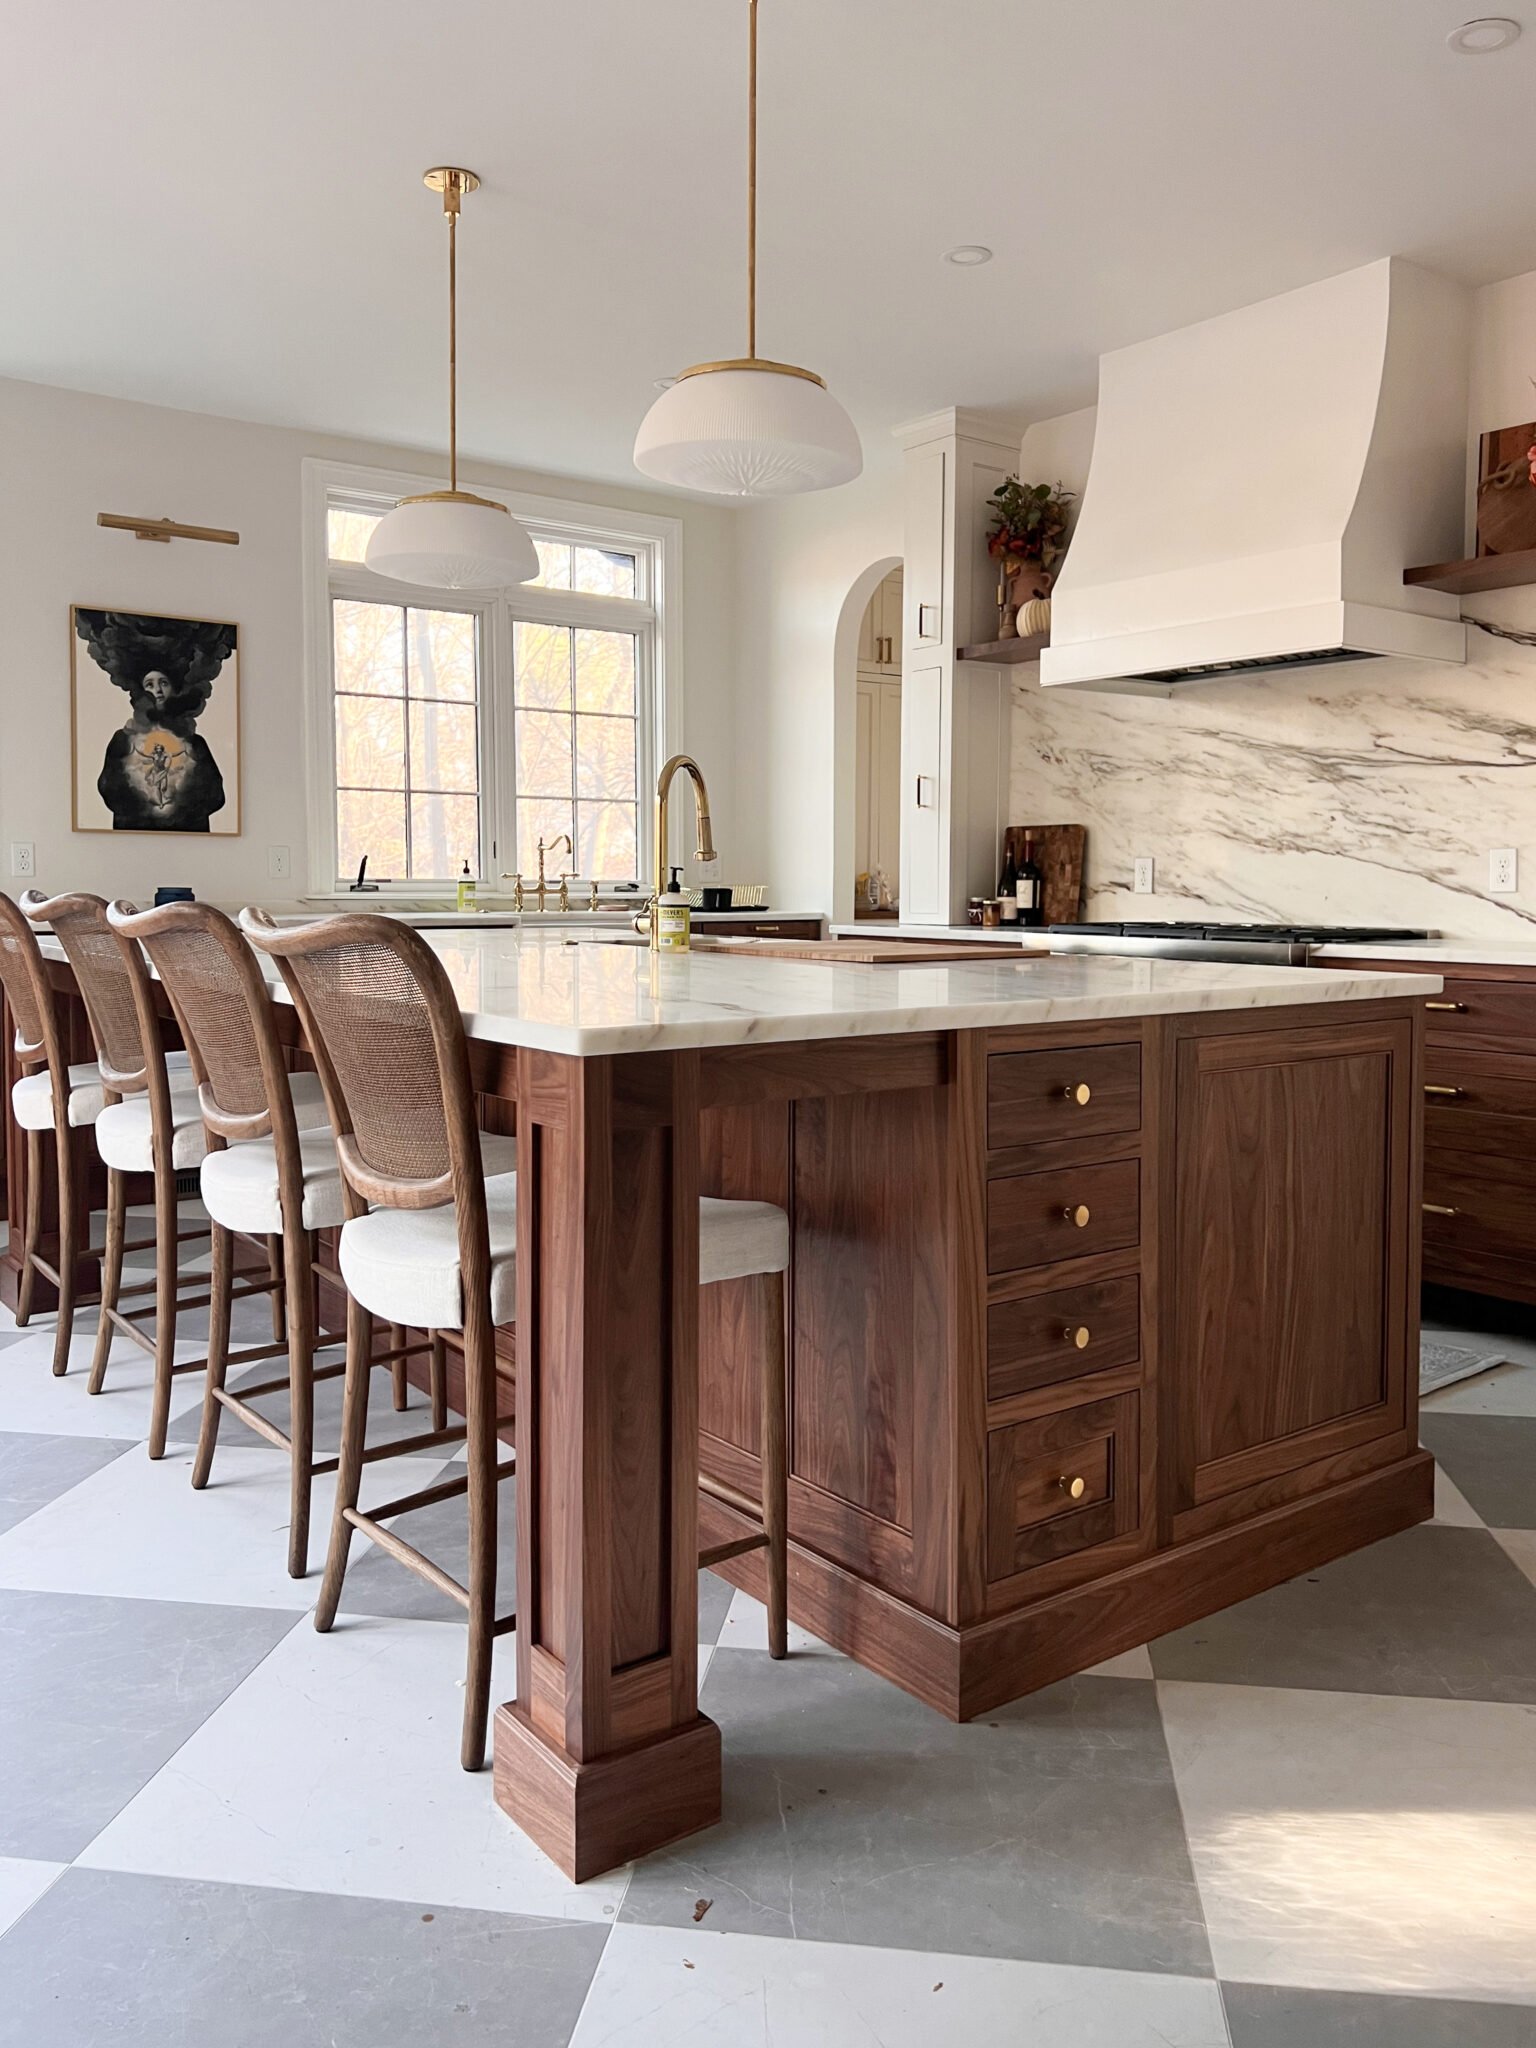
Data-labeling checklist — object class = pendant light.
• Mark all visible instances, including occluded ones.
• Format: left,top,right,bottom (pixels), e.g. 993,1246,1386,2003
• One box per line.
366,167,538,589
634,0,862,497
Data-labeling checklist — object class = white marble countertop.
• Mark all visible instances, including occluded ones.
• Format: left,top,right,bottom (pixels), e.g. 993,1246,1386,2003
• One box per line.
1314,939,1536,968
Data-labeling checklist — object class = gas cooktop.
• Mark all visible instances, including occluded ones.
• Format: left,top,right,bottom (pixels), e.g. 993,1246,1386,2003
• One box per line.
1047,922,1429,965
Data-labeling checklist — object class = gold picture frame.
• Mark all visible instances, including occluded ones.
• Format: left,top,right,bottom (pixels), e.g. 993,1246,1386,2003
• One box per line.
70,605,241,836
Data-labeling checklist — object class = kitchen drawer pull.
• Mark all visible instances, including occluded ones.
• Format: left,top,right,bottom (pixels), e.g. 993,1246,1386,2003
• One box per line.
1423,1084,1464,1098
1061,1203,1092,1228
1058,1474,1088,1501
1422,1201,1459,1217
1062,1323,1092,1349
1425,1001,1467,1013
1061,1082,1093,1105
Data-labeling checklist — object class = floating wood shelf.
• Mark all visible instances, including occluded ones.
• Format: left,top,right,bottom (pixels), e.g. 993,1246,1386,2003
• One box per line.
1403,549,1536,596
955,631,1050,664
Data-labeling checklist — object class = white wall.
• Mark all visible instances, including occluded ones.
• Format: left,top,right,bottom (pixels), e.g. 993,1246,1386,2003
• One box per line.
1007,269,1536,939
731,455,903,918
0,377,741,909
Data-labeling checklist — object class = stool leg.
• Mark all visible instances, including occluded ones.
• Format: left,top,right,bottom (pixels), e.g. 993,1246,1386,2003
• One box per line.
315,1288,373,1633
191,1223,234,1489
265,1234,286,1344
285,1228,317,1579
761,1270,789,1660
429,1333,448,1433
49,1120,78,1377
89,1168,128,1394
460,1301,498,1771
390,1323,409,1411
146,1150,180,1460
16,1128,43,1327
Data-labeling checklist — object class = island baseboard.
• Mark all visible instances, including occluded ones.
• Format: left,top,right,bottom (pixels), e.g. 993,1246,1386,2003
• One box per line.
701,1447,1434,1720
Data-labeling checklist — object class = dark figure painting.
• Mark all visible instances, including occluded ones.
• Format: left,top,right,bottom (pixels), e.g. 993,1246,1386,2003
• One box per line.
72,610,237,833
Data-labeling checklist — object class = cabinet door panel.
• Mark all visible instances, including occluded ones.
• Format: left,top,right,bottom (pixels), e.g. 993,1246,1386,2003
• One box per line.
1172,1019,1414,1509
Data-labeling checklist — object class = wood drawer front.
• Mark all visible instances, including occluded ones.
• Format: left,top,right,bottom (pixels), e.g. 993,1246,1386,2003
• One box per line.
986,1391,1139,1579
1422,979,1536,1050
1424,1049,1536,1152
987,1276,1141,1401
987,1042,1141,1150
987,1159,1140,1275
1423,1151,1536,1261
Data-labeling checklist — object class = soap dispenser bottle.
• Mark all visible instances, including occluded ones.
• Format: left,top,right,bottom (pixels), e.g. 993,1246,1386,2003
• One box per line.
456,860,477,913
656,866,691,953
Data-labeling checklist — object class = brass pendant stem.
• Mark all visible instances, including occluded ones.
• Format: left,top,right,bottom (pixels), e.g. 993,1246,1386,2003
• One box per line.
448,199,458,495
748,0,758,361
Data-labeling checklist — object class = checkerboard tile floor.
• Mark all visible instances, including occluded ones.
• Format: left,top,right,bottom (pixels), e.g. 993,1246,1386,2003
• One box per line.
1,1220,1535,2045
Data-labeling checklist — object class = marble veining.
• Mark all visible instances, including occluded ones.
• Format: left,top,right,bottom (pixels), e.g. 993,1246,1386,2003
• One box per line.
1012,620,1536,938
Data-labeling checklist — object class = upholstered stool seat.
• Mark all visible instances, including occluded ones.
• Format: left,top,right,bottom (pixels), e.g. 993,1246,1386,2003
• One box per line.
95,1066,329,1174
699,1197,790,1286
339,1136,518,1331
200,1125,349,1236
10,1049,192,1132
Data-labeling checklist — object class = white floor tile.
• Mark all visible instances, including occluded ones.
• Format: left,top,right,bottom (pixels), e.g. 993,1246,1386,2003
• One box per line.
717,1587,840,1658
0,1857,66,1937
569,1924,1231,2047
1432,1465,1483,1527
0,1443,454,1611
78,1613,626,1922
1087,1643,1156,1679
1493,1527,1536,1592
0,1327,208,1441
1159,1680,1536,2002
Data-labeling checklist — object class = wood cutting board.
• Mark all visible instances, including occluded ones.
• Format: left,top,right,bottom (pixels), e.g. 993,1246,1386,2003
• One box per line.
1003,823,1086,925
696,937,1046,964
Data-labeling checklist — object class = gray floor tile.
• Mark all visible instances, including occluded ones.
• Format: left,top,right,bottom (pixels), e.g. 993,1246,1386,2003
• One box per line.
0,1588,296,1860
620,1650,1211,1975
0,1866,608,2048
337,1483,518,1623
697,1566,734,1646
163,1347,441,1457
1420,1414,1536,1530
1150,1524,1536,1702
0,1431,133,1534
1223,1981,1536,2044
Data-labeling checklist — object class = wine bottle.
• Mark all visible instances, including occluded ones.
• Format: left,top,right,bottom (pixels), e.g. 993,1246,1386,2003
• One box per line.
997,842,1019,923
1017,836,1045,928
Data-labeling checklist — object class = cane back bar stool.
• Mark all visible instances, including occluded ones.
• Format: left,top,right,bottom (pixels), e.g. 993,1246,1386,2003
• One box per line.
7,890,203,1379
105,900,429,1576
241,907,521,1771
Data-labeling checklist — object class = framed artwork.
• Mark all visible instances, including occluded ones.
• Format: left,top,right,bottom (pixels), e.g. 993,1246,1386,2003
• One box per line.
71,608,240,835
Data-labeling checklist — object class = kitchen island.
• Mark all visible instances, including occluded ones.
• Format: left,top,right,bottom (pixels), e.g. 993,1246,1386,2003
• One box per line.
4,932,1441,1881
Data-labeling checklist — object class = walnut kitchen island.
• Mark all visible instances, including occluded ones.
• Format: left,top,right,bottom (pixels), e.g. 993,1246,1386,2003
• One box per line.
3,930,1441,1881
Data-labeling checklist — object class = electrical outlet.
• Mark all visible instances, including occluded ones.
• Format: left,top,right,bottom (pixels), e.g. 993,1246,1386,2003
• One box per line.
1133,856,1155,895
9,841,34,879
267,845,291,881
1491,847,1518,894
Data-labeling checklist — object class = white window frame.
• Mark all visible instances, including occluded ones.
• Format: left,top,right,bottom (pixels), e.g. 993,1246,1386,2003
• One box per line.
300,457,684,899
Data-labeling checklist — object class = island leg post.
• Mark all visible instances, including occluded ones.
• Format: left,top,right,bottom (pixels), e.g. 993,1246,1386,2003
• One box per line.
493,1045,720,1882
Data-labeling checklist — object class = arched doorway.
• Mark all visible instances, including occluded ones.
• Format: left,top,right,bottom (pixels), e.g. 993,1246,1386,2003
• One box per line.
831,555,901,924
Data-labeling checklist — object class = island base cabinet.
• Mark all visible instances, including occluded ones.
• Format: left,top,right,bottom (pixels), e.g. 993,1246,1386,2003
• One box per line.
700,999,1428,1724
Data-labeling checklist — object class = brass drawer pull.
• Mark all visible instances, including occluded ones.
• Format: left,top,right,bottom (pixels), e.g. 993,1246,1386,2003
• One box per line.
1062,1323,1092,1349
1061,1082,1093,1105
1422,1201,1459,1217
1058,1475,1088,1501
1425,1001,1467,1013
1061,1203,1092,1228
1423,1084,1463,1098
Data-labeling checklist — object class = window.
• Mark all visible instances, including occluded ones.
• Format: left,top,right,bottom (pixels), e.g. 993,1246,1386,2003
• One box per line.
309,469,676,893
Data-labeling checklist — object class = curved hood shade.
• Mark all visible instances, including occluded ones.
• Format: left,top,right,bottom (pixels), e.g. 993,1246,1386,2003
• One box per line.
634,0,861,498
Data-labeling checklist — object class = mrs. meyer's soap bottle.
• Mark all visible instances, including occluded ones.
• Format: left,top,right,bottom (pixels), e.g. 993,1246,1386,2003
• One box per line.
657,866,692,952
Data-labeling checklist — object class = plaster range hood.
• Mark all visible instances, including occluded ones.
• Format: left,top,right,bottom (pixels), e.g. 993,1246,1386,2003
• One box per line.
1039,258,1470,694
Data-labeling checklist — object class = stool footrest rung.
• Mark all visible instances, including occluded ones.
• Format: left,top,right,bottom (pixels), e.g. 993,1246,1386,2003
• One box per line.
699,1532,770,1569
700,1471,765,1523
340,1510,470,1608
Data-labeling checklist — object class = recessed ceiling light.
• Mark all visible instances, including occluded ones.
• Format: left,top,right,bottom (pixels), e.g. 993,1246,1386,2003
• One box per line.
1447,16,1522,53
944,244,993,266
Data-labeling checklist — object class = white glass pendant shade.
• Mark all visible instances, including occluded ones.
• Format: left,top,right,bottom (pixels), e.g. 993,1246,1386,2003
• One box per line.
365,492,539,590
635,364,862,497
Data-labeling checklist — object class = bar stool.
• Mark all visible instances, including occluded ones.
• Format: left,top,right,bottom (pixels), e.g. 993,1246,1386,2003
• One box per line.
24,891,312,1458
105,900,426,1576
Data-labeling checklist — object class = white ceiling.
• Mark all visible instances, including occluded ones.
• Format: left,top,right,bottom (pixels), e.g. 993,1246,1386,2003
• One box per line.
7,0,1536,490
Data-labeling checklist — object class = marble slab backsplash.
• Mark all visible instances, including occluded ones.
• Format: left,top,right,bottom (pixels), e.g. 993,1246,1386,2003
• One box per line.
1009,624,1536,937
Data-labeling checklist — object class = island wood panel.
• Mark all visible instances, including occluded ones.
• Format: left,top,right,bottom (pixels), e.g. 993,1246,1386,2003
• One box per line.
1169,1014,1416,1517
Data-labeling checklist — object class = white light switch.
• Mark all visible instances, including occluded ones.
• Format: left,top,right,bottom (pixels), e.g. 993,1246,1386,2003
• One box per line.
1491,848,1518,894
267,845,291,881
1133,856,1155,895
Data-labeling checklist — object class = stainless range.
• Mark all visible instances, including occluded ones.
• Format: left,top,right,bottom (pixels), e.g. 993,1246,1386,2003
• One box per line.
1047,921,1430,966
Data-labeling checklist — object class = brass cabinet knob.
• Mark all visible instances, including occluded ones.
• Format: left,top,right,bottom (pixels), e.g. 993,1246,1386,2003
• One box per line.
1058,1475,1088,1501
1422,1201,1459,1217
1423,1084,1463,1098
1425,1001,1467,1013
1061,1203,1092,1227
1062,1081,1092,1105
1063,1324,1092,1349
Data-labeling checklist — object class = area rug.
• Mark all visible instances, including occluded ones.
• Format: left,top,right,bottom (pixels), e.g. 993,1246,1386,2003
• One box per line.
1421,1337,1507,1396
